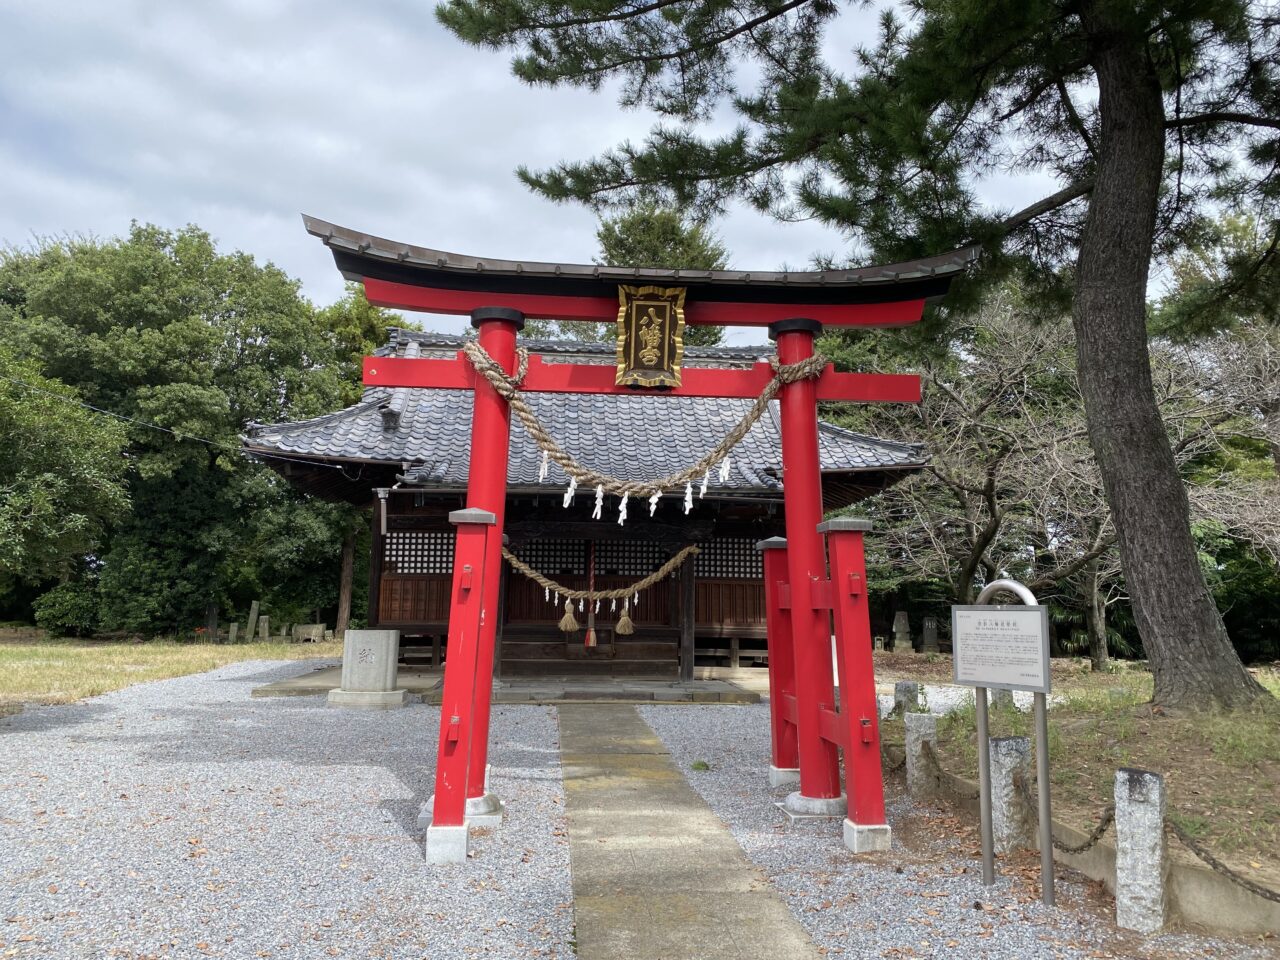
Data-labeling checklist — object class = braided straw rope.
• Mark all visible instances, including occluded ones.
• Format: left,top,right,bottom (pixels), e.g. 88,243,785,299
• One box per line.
502,544,700,601
463,340,828,499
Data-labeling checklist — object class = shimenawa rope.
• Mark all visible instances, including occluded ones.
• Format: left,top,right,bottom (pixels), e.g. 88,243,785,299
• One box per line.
463,341,827,507
502,544,700,635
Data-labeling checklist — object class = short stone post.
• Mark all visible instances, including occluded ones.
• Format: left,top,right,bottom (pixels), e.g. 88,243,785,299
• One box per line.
989,736,1034,854
228,623,239,644
328,629,407,709
873,635,885,651
893,680,921,716
258,616,270,641
990,688,1015,711
904,712,937,798
921,616,940,653
1114,768,1166,934
245,601,260,642
892,611,912,651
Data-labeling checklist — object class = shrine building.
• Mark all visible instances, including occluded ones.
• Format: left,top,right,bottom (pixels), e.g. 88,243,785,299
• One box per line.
244,328,926,679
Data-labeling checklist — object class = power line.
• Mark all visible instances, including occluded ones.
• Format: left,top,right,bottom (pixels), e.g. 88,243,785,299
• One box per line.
0,371,342,472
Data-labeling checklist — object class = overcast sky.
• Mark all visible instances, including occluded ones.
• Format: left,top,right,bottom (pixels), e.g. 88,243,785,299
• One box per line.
1,1,1054,346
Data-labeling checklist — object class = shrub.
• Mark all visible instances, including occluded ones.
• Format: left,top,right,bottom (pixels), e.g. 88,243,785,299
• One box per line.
33,582,99,637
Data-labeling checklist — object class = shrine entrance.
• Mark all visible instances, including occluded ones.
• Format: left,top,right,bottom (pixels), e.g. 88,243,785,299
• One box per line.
303,216,975,864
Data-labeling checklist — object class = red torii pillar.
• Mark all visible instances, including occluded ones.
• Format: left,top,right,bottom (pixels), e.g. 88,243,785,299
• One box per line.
423,307,522,863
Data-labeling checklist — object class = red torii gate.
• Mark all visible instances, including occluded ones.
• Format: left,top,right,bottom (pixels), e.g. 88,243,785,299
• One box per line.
304,217,975,863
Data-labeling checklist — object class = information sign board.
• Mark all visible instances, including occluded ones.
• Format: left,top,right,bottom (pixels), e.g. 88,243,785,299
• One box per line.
951,604,1050,694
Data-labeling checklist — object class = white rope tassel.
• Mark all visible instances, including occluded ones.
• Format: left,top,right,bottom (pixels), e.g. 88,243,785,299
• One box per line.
719,455,731,483
683,481,693,514
591,484,604,520
648,491,661,517
538,449,549,484
617,493,629,525
700,471,710,499
562,475,577,508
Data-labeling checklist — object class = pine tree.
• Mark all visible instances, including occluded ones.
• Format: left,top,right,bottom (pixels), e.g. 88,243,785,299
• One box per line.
438,0,1279,709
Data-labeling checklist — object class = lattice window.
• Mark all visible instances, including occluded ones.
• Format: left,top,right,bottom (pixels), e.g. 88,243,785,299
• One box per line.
514,539,587,575
383,531,454,574
694,539,763,579
595,540,671,576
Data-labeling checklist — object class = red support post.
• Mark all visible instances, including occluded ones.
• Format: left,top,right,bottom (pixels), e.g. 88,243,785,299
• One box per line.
463,308,523,812
769,319,843,811
821,518,891,852
758,537,799,785
424,507,496,864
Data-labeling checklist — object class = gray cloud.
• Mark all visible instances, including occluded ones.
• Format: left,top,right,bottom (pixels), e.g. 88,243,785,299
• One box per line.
1,2,1056,345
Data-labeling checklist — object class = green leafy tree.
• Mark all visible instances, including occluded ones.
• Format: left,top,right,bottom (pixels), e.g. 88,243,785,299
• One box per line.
0,225,352,634
438,0,1279,709
542,204,731,343
316,283,406,403
0,349,128,587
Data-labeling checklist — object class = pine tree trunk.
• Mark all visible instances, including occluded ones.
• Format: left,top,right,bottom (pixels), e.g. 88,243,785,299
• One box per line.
335,521,357,640
1074,3,1268,710
1085,561,1108,673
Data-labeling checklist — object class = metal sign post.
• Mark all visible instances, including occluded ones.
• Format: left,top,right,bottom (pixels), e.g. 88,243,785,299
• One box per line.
952,579,1055,907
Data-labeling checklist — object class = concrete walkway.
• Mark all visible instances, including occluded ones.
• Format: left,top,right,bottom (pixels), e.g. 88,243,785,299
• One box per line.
559,704,820,960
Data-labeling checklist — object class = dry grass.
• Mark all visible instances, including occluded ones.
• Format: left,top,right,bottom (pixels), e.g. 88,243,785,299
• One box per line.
0,638,342,708
881,663,1280,889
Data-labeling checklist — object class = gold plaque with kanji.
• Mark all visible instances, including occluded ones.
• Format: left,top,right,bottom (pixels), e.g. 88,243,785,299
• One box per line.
615,284,687,388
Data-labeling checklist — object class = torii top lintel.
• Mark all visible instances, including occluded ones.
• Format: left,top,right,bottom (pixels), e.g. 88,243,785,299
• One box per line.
303,216,977,328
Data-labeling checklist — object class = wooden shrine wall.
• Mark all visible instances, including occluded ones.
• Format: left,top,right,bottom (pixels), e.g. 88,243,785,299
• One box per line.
374,530,767,635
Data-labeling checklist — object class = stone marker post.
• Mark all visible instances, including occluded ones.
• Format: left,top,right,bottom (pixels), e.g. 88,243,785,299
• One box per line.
990,688,1015,711
989,736,1034,854
893,680,921,716
904,712,937,798
228,623,239,644
245,601,260,642
328,629,408,709
258,616,270,641
921,616,940,653
873,635,885,651
892,611,911,652
1114,768,1166,934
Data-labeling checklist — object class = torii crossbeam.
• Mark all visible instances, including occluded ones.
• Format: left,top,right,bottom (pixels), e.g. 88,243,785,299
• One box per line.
304,216,975,863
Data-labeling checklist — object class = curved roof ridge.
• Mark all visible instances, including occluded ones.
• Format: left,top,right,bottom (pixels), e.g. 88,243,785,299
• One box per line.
304,215,979,289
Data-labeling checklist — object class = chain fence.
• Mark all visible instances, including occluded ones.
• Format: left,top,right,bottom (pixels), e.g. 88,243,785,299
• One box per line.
1012,769,1115,855
1165,819,1280,905
911,739,1280,906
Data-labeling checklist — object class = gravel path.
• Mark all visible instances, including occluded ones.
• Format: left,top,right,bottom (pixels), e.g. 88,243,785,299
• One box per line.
0,661,572,959
638,703,1275,960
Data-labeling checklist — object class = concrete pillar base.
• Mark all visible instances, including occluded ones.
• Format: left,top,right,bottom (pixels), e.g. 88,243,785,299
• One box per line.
843,820,892,853
768,765,801,788
418,793,505,831
424,824,468,864
326,688,409,710
777,791,847,825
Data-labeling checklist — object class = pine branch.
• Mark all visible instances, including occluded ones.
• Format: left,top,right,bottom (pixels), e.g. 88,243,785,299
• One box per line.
1165,112,1280,131
997,179,1094,235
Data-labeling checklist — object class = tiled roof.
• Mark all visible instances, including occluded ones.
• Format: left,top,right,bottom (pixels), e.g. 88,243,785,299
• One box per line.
243,333,925,500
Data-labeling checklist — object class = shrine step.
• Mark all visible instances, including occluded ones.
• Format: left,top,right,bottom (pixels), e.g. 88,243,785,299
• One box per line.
501,658,678,678
501,640,677,661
